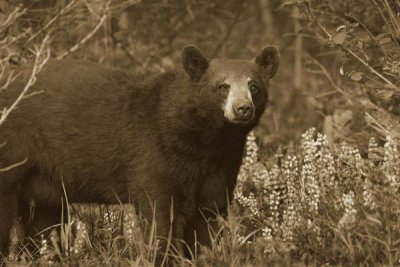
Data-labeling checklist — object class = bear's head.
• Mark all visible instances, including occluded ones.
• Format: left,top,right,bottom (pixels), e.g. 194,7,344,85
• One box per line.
182,45,279,130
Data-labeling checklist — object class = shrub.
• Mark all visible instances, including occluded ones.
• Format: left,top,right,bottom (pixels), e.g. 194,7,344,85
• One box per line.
235,129,400,266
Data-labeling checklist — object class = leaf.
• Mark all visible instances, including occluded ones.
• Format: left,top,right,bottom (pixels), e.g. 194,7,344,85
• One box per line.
339,65,345,76
355,31,371,42
282,0,297,5
332,31,347,45
280,0,305,6
278,0,302,8
378,37,392,45
118,12,129,30
336,25,346,32
384,83,397,89
375,33,386,40
376,89,394,100
350,71,362,81
366,215,382,226
376,33,392,45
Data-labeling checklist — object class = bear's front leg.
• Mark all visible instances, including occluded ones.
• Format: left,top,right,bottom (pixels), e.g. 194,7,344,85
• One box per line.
183,163,239,257
136,192,189,266
182,194,230,259
183,207,220,257
0,190,18,258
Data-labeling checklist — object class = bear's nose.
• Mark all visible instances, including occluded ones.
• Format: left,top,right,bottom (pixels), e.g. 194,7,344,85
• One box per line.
233,102,254,120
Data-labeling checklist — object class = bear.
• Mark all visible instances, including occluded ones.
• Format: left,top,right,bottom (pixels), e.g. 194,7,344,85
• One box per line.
0,45,279,260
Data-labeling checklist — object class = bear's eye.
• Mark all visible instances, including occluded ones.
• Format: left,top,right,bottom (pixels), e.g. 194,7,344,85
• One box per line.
219,83,230,90
249,84,259,94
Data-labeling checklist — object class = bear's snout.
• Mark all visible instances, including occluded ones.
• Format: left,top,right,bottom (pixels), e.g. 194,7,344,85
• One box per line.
224,98,255,125
233,101,254,121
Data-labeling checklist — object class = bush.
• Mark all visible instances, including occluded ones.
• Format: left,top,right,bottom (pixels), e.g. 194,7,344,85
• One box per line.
285,0,400,145
235,129,400,266
6,129,399,266
2,0,400,266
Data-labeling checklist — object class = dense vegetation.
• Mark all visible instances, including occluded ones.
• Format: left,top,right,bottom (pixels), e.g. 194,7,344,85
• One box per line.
1,0,400,266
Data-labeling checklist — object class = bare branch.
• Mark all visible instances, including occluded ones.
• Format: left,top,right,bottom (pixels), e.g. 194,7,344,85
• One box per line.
312,20,400,91
0,70,20,92
0,34,51,126
305,53,351,97
28,0,78,42
0,158,28,172
56,14,107,60
211,1,249,58
343,47,399,90
0,6,27,34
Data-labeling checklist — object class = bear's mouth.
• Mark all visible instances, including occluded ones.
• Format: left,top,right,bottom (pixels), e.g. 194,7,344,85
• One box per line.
223,104,255,125
227,117,254,125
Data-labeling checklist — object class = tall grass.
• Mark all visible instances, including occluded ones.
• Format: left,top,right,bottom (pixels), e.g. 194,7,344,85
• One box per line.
5,128,400,266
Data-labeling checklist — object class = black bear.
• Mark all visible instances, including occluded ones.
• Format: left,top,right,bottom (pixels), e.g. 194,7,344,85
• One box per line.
0,45,279,258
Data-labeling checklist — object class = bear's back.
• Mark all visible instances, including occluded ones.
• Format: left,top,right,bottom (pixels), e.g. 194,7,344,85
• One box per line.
0,60,160,190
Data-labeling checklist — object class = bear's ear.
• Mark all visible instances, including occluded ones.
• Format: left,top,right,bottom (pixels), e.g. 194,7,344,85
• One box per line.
182,46,209,82
255,46,280,79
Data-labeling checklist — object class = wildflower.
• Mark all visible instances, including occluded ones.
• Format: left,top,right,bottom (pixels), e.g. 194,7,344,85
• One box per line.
382,136,400,192
300,128,321,214
242,131,258,169
338,191,357,229
39,234,55,264
235,190,260,218
39,235,49,257
237,234,253,245
362,179,376,210
261,226,273,240
368,137,382,162
72,220,88,254
123,210,138,244
280,156,301,243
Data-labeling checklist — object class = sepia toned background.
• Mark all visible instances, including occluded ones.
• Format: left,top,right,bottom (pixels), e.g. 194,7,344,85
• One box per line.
1,0,400,266
4,0,399,155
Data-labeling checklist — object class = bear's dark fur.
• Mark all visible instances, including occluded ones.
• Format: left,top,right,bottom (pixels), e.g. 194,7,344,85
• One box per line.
0,46,279,258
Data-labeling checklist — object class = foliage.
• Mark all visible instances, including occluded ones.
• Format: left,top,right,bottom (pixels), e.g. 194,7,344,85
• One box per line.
235,129,400,266
4,130,400,266
286,0,400,145
2,0,400,266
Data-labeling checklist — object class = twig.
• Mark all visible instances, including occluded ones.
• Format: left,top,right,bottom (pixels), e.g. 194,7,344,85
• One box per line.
0,6,27,33
167,3,218,43
282,33,324,41
371,0,396,44
315,90,337,98
382,0,400,38
365,112,393,136
0,71,19,91
306,53,350,97
0,158,28,172
81,0,101,19
211,1,248,58
314,21,400,91
0,6,28,50
23,89,44,99
28,0,78,42
109,25,143,66
343,14,384,56
293,7,302,89
109,0,141,11
0,35,51,126
0,29,31,50
343,47,399,90
56,14,107,60
0,141,6,148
